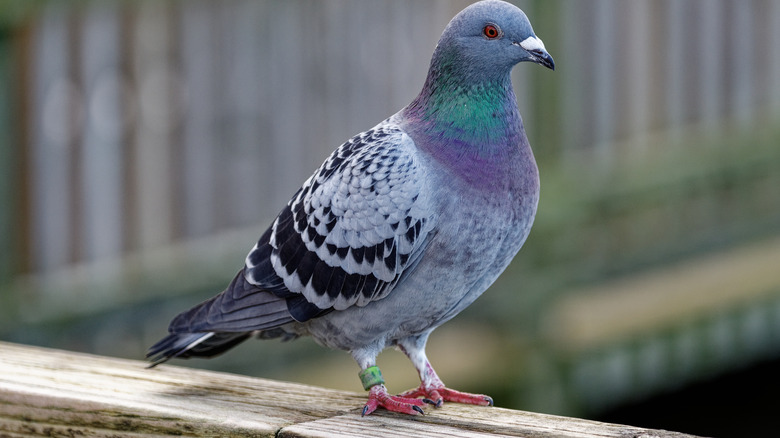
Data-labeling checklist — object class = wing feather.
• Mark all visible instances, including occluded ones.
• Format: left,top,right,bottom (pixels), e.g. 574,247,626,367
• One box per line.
155,120,436,343
246,121,436,311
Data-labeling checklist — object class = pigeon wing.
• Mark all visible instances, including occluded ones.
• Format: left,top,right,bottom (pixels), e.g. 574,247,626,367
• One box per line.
166,121,436,336
246,121,436,313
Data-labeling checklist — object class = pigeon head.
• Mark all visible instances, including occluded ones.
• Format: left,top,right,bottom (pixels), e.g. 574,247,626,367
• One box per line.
405,0,553,148
435,0,555,78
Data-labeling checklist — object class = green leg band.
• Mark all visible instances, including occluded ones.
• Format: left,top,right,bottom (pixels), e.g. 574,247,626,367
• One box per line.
358,366,385,391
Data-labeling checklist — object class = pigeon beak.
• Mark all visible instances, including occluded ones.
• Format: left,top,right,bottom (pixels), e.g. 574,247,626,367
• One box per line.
530,49,555,71
518,36,555,71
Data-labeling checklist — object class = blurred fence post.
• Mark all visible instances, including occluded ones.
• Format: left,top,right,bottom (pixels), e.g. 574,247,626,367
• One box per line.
30,4,76,272
80,2,124,263
0,24,13,284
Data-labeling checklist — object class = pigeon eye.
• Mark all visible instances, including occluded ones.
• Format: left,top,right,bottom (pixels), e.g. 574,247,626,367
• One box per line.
483,24,501,39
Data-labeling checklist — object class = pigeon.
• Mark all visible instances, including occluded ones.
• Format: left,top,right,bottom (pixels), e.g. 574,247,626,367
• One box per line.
148,0,553,416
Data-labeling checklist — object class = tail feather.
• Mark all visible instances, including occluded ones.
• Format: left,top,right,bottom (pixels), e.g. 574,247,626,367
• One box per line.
146,266,318,367
146,331,251,367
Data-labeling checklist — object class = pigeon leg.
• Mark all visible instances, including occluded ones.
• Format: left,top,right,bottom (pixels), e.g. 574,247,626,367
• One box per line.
396,335,494,408
362,383,427,416
354,351,427,416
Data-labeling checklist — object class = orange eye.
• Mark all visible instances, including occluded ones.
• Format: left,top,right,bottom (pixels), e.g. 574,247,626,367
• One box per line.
483,24,501,39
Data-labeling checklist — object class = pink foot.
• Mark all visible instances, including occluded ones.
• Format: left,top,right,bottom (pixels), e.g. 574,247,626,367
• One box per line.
362,384,427,416
398,384,494,408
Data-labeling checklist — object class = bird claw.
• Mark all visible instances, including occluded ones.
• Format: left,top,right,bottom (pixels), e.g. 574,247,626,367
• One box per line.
422,398,439,407
362,385,427,416
398,384,493,408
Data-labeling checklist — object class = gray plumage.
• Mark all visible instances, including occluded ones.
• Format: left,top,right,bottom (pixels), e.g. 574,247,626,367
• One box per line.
148,0,553,415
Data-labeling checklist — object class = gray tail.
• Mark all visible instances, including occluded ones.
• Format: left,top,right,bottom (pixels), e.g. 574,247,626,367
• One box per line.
146,331,252,368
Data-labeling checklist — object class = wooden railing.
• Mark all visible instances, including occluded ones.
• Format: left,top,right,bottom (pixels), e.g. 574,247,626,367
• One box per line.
0,341,700,437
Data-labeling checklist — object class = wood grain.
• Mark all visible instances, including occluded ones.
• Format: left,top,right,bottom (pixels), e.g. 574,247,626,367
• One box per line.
0,342,704,437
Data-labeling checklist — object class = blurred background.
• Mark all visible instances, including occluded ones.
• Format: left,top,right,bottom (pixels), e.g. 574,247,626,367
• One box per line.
1,1,779,436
